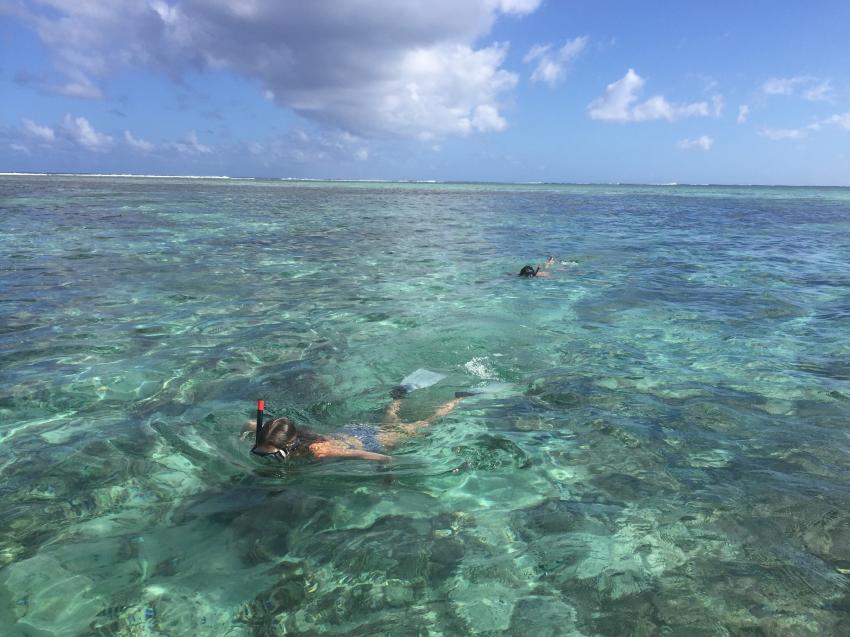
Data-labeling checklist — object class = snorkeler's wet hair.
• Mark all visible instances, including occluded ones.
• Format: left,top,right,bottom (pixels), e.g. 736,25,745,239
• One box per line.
258,417,298,448
252,417,325,458
518,265,539,277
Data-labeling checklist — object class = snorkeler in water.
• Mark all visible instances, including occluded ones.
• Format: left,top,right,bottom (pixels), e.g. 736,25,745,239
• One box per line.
243,384,470,463
518,255,557,278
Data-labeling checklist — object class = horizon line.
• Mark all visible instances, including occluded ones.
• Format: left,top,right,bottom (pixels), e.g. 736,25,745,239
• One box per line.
1,171,848,189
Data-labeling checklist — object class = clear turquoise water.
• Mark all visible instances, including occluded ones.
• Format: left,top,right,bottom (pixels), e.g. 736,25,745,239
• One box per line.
1,175,849,636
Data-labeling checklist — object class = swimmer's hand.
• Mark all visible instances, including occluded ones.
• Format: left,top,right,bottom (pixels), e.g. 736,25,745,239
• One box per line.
240,420,257,440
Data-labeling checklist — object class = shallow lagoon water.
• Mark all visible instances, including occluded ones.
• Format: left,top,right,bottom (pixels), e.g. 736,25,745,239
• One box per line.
1,175,849,636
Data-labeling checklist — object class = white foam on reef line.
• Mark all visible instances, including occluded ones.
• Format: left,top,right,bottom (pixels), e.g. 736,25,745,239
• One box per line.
0,172,255,180
280,177,440,183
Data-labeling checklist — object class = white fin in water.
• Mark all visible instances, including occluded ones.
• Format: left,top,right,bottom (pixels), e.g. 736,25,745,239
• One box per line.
399,369,446,391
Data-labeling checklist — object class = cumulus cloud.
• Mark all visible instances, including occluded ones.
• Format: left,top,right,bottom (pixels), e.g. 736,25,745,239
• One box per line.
762,76,833,101
802,80,833,102
524,35,588,87
758,112,850,141
737,104,750,124
677,135,713,151
56,77,104,99
828,111,850,130
762,77,805,96
471,104,507,132
173,131,211,155
124,130,154,151
496,0,542,13
22,118,55,142
20,114,114,151
14,68,104,98
370,42,517,139
816,111,850,131
759,128,807,141
14,0,542,140
588,69,716,122
62,114,112,151
713,95,725,117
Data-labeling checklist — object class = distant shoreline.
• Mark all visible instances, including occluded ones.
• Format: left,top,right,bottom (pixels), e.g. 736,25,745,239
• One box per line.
1,172,847,189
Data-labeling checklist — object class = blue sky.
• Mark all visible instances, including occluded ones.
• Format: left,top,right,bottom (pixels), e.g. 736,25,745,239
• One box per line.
1,0,849,184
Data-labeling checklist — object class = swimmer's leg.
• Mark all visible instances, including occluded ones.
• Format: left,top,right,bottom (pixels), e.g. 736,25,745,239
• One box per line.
379,398,404,447
378,396,466,449
383,398,403,426
421,395,465,426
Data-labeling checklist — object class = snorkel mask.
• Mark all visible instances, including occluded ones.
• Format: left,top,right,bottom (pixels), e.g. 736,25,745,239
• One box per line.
252,447,289,462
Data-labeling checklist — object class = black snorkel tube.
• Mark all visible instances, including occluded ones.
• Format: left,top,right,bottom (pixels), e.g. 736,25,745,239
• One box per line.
255,399,265,446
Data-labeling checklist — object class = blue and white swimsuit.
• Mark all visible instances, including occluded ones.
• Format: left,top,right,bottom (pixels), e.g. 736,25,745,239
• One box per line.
339,423,383,452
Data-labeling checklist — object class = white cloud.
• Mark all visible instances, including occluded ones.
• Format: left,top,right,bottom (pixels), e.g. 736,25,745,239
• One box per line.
62,114,112,151
712,94,724,117
588,69,716,123
677,135,713,151
830,112,850,130
524,35,588,87
16,0,542,141
174,131,211,155
759,128,807,141
471,104,507,132
737,104,750,124
762,76,833,102
367,42,517,139
802,80,833,102
762,77,805,96
56,79,103,99
759,112,850,141
630,95,711,121
10,143,31,154
13,66,104,98
818,111,850,131
496,0,542,14
124,130,154,151
23,118,55,142
588,68,643,121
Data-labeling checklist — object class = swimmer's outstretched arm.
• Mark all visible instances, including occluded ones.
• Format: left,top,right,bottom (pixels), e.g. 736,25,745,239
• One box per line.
309,441,391,462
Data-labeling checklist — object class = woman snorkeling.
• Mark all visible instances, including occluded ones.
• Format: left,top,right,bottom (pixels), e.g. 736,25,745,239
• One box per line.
243,387,471,463
518,256,555,278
